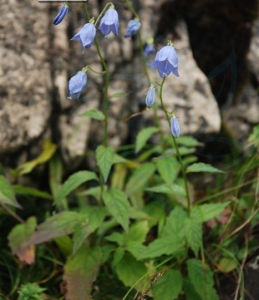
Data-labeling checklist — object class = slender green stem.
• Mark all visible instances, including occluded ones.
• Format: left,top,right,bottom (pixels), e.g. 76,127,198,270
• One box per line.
94,2,114,26
83,3,109,146
159,78,191,212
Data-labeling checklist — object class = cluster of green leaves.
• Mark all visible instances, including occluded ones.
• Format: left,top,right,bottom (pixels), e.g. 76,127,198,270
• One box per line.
0,124,258,299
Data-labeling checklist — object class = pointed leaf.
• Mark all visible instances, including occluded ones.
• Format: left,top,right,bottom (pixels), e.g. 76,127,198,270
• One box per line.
191,203,229,223
96,146,114,182
81,109,105,121
187,163,223,174
0,176,21,208
184,218,202,256
135,127,158,153
103,188,130,231
155,156,180,184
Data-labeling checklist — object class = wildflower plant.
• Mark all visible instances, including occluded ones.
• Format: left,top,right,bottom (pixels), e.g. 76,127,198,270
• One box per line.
2,1,258,300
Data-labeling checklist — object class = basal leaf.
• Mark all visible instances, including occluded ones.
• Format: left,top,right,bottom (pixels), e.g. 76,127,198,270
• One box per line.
187,163,223,174
64,245,102,300
135,127,158,153
8,217,37,264
103,188,130,231
153,269,183,300
96,145,114,182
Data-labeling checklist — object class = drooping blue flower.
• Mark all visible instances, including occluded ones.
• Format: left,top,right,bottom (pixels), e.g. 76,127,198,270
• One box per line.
144,44,155,57
68,70,87,99
151,45,179,78
53,4,68,25
99,8,119,36
145,86,155,108
170,116,180,137
125,19,141,38
71,23,96,51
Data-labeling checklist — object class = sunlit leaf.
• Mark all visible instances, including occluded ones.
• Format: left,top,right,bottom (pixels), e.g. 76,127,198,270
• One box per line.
81,109,105,121
135,127,158,153
187,163,223,174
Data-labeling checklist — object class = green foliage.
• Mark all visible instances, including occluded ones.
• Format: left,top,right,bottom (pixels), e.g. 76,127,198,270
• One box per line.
153,269,183,300
17,283,46,300
81,108,105,120
0,175,21,208
135,127,158,153
96,145,114,182
187,162,223,174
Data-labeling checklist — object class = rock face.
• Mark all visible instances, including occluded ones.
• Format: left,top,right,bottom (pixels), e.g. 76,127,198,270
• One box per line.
0,0,51,153
0,0,257,166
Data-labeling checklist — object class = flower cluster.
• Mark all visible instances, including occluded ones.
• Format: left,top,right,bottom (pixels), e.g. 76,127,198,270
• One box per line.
53,2,181,136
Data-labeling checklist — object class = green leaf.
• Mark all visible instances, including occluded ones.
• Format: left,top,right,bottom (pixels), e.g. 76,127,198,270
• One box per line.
103,188,130,231
217,257,238,273
73,207,107,255
146,184,185,197
162,206,187,240
137,235,184,259
13,185,52,200
8,217,37,257
155,156,180,184
16,140,57,175
126,163,155,196
191,203,229,223
187,259,219,300
248,124,259,147
0,176,21,208
112,247,125,267
26,212,79,246
126,221,149,245
187,163,223,174
183,279,202,300
184,218,202,257
115,254,148,290
176,136,202,147
81,109,105,121
55,171,97,206
96,145,114,182
153,269,183,300
64,245,102,300
135,127,158,153
49,155,63,199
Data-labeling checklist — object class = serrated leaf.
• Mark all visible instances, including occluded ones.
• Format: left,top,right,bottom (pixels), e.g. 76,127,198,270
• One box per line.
153,269,183,300
64,245,102,300
103,188,130,231
16,140,57,175
55,171,97,206
187,259,219,300
115,254,148,290
137,235,184,259
81,109,105,121
96,145,114,182
187,163,223,174
0,176,21,208
8,217,37,264
155,156,180,184
185,218,202,257
191,203,229,223
126,163,155,196
26,212,79,246
135,127,158,153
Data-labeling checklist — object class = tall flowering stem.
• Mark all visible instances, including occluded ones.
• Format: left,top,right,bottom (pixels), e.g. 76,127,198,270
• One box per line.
83,3,109,146
159,78,191,212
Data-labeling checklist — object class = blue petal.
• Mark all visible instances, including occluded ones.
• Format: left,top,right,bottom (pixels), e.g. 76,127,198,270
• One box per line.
144,44,155,57
68,71,87,99
170,117,180,137
99,23,111,36
53,5,68,25
125,19,141,37
99,8,119,36
80,23,96,47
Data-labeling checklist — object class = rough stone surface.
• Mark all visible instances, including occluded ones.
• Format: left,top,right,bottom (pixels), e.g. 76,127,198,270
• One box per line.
0,0,51,153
